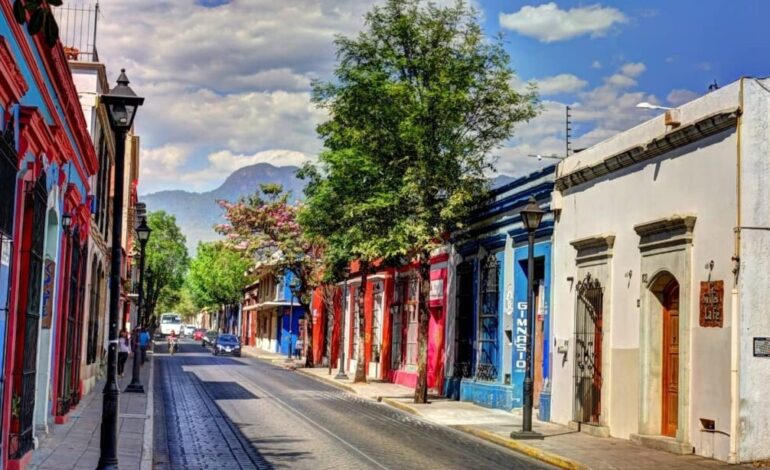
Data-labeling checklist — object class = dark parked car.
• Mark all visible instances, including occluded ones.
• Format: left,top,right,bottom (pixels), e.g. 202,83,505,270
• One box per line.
202,331,218,348
212,334,241,357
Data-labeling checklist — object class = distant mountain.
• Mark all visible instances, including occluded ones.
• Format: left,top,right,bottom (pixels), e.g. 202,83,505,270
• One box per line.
142,162,518,254
142,163,305,253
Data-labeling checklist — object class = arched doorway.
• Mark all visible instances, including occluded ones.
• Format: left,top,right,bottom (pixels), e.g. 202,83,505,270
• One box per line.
661,279,680,437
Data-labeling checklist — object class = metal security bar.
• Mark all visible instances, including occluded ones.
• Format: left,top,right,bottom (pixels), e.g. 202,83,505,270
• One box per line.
10,172,47,459
476,255,499,382
54,2,100,62
573,273,603,424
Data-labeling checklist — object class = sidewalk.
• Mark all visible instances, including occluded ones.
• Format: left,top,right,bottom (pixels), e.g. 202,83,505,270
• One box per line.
29,353,155,470
296,366,742,470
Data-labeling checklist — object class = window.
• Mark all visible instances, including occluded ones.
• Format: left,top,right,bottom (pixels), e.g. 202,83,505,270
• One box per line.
405,276,419,366
0,116,17,238
454,261,475,379
351,287,360,357
391,278,405,369
477,254,500,382
86,260,102,364
371,282,383,362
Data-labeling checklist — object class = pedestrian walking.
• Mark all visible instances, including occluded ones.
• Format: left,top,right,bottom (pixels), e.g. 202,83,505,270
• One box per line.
118,329,131,377
139,327,151,364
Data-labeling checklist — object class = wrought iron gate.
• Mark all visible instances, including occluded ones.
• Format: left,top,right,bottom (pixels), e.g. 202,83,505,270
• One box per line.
10,171,47,459
573,273,603,424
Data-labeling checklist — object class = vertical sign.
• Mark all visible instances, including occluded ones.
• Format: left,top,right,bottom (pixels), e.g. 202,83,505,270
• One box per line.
429,278,444,307
0,238,9,266
41,259,55,329
514,301,527,371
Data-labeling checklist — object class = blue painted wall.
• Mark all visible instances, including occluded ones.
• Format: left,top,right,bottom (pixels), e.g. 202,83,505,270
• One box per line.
512,240,552,410
275,271,305,356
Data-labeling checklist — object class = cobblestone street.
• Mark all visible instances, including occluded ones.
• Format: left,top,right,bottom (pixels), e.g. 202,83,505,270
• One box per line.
152,340,552,469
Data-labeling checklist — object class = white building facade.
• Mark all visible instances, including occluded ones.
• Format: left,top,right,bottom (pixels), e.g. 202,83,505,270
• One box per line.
549,78,770,463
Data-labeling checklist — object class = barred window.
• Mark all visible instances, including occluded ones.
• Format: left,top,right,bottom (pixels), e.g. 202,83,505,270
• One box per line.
0,117,18,237
477,254,500,382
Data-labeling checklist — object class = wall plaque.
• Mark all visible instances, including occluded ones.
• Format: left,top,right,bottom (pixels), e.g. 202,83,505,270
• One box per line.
699,280,723,328
754,338,770,357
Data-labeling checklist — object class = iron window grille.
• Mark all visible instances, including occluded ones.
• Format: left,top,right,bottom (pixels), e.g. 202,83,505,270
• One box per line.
476,255,500,382
573,273,603,424
0,116,17,237
10,171,46,459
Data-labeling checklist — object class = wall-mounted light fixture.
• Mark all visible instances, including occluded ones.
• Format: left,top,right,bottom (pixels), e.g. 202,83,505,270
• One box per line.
62,213,72,230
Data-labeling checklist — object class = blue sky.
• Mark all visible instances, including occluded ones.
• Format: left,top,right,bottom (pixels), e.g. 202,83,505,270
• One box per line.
93,1,770,194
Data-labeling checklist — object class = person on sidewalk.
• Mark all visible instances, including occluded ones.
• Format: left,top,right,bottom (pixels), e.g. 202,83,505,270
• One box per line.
118,329,131,377
139,327,151,364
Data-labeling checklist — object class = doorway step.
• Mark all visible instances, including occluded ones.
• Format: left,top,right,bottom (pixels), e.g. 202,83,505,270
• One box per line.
631,433,694,455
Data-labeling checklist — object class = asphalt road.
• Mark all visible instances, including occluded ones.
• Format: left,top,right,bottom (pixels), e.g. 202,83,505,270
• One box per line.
153,339,553,470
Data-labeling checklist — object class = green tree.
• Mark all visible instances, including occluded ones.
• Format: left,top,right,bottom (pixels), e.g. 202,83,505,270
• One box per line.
217,184,326,367
308,0,538,399
144,211,189,326
186,241,253,310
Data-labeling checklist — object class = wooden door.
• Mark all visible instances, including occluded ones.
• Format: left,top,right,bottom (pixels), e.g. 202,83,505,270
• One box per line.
662,281,679,437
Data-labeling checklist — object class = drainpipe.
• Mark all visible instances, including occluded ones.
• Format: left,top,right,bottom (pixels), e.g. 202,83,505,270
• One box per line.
728,77,744,464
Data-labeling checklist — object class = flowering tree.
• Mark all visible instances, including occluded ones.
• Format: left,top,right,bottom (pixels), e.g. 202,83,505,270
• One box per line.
217,183,325,367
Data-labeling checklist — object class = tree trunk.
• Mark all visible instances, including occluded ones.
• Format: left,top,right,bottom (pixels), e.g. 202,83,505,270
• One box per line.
322,285,336,375
354,264,369,383
414,253,431,404
302,299,314,368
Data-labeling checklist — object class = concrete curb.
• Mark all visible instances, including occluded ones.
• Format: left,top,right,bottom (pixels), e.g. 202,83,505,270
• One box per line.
294,368,357,394
450,425,589,470
140,353,155,470
380,398,419,415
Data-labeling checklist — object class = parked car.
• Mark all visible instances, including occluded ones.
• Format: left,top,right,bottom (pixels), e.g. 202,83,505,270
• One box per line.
193,328,206,341
212,334,241,357
183,325,196,336
202,331,218,348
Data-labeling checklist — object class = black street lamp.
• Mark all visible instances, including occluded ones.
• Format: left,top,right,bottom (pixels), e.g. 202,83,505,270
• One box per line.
98,69,144,470
511,196,545,441
335,267,350,380
126,217,151,394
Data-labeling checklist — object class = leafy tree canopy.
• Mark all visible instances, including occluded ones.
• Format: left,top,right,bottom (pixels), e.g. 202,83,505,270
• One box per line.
186,241,253,309
144,210,189,321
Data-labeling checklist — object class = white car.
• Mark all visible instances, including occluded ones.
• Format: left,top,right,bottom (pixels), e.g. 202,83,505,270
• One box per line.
183,325,196,336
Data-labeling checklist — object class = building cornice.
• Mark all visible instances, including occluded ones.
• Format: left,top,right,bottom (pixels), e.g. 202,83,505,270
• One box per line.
555,108,740,192
571,234,615,264
634,215,696,252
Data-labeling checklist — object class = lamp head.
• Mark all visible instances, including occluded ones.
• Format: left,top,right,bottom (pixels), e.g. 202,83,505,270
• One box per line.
520,196,545,232
135,216,152,243
102,69,145,131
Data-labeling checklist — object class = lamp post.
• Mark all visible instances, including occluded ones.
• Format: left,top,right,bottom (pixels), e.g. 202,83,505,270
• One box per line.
126,217,151,394
511,196,545,440
335,267,350,380
285,276,300,361
98,69,144,470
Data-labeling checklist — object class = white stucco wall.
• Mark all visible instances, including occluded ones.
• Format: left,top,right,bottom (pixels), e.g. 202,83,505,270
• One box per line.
736,79,770,462
551,82,745,462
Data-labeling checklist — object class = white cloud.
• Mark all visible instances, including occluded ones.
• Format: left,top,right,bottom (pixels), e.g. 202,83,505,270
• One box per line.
94,0,377,194
606,74,637,88
667,89,700,106
499,2,627,43
537,74,588,95
592,60,602,69
620,62,646,78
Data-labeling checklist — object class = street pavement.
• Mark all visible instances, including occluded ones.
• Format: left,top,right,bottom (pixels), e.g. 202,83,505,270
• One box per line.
153,339,553,469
